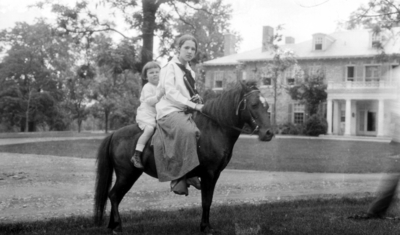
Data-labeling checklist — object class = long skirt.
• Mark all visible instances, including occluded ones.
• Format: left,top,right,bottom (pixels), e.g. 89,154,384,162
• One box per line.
153,111,200,182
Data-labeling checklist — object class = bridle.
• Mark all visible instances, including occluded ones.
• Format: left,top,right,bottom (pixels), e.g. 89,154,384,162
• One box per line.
235,89,261,134
201,89,261,134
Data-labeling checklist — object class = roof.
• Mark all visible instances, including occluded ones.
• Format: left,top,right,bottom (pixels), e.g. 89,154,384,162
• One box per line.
203,28,400,66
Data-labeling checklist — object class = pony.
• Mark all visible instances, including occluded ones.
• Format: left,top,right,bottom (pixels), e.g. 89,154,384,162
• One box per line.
94,81,274,234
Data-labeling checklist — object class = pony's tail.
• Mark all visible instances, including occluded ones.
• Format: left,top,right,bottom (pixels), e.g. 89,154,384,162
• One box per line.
94,133,114,226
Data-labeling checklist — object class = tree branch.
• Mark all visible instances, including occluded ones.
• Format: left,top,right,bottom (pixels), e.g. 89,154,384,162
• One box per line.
170,1,195,30
180,1,213,15
359,11,399,18
384,0,400,14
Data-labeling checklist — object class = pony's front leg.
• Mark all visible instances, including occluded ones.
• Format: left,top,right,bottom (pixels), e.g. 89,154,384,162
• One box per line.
200,171,220,235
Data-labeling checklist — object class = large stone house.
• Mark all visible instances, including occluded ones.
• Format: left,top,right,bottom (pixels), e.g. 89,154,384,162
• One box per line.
202,26,400,140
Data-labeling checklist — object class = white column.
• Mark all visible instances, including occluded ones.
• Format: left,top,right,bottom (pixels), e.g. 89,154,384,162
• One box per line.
333,101,340,134
326,99,333,135
345,99,352,136
377,99,385,137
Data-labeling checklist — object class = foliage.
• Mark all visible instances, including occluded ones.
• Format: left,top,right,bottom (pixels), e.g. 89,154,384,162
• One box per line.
36,0,240,73
0,20,73,131
172,0,242,63
286,71,327,116
88,35,141,133
303,114,327,136
348,0,400,30
261,25,298,126
279,122,303,135
63,64,96,132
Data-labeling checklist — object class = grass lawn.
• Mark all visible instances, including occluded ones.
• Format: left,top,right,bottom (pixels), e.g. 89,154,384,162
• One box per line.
0,131,107,139
0,137,400,173
1,197,400,235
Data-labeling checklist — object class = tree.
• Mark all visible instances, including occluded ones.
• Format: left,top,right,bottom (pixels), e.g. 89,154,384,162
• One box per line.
286,71,327,117
173,0,242,63
36,0,235,76
64,64,96,132
348,0,400,31
261,26,297,126
89,34,141,133
0,20,72,131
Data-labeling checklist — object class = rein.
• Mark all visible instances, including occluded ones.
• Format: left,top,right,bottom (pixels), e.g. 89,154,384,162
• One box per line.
200,89,261,134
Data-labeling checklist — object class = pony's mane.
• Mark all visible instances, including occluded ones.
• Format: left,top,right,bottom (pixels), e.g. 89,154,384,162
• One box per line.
202,84,245,126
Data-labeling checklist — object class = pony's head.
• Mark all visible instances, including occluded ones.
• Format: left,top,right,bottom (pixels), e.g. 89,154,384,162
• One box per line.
237,80,274,141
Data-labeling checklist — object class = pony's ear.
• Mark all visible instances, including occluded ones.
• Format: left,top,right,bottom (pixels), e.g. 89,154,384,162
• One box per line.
244,79,258,90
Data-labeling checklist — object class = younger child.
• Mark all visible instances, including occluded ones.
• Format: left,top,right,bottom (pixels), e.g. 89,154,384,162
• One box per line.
131,61,163,168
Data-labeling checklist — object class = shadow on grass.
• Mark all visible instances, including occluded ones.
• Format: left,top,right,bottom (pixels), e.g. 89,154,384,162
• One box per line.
1,197,400,235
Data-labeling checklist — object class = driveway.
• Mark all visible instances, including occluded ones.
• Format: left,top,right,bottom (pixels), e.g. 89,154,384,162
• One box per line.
0,137,387,223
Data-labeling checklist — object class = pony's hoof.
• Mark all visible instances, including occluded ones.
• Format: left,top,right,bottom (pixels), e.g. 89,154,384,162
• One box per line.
201,224,215,235
203,228,216,235
112,230,122,235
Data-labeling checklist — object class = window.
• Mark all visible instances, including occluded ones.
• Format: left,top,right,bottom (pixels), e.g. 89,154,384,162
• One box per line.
214,71,223,88
261,73,272,86
315,37,323,50
347,66,355,81
285,67,295,85
293,104,305,124
242,71,247,81
287,78,295,85
340,110,345,122
365,65,380,82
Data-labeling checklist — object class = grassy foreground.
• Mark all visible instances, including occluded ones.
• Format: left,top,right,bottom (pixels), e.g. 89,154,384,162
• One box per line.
0,137,400,173
1,197,399,235
0,131,107,139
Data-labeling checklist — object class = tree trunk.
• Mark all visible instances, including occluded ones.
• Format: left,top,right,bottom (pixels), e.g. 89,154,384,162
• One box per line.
104,111,109,134
77,118,82,133
273,72,278,126
141,0,158,85
25,90,32,133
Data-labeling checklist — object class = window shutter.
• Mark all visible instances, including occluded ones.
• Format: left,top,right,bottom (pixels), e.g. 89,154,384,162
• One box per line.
342,65,346,81
288,104,293,123
355,63,364,81
206,71,214,89
381,64,389,81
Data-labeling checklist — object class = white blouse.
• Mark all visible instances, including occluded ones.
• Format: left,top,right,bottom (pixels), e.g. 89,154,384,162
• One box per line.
155,56,197,120
136,82,163,128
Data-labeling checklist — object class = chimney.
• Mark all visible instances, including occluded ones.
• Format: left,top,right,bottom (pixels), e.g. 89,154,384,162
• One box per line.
285,36,295,44
262,26,274,52
224,33,236,56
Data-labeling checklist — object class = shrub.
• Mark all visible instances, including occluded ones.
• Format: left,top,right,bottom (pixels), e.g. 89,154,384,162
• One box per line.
303,115,327,136
280,122,303,135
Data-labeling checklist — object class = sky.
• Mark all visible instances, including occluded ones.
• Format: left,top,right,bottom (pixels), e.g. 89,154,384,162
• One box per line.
0,0,371,54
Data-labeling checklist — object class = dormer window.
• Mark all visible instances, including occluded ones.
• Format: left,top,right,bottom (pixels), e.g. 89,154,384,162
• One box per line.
312,33,335,51
371,33,381,48
315,37,323,50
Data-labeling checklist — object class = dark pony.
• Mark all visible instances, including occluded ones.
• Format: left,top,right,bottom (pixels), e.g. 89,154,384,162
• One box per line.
94,81,274,234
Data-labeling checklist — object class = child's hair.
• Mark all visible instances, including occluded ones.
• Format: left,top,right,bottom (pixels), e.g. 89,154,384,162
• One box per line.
176,34,198,53
142,61,161,80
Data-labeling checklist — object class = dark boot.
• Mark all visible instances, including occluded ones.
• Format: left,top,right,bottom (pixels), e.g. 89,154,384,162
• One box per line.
130,151,144,169
186,177,201,190
171,179,188,196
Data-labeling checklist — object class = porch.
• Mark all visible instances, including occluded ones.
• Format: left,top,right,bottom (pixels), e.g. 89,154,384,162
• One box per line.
326,81,400,139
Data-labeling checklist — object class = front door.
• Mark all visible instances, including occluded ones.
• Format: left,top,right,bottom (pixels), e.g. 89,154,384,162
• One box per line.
358,110,377,136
